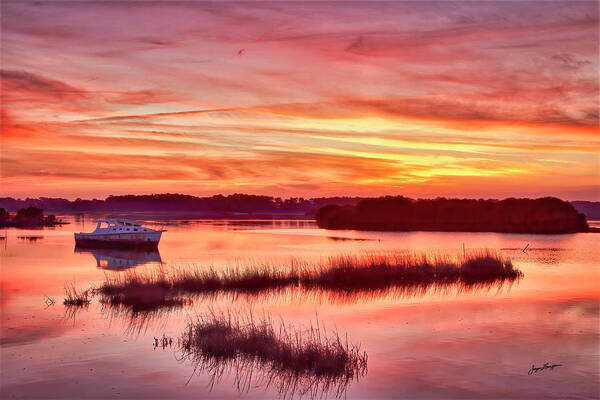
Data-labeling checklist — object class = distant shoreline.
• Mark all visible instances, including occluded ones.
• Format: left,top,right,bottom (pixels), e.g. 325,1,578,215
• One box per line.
2,194,599,234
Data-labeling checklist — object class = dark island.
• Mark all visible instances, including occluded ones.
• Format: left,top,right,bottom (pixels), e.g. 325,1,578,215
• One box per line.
316,196,591,234
0,207,66,228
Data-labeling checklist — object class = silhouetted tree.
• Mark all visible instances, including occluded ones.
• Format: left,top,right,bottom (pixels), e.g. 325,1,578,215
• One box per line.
16,206,43,219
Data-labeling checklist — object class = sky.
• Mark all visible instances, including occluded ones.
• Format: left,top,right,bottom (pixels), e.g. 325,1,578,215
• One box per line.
1,1,599,200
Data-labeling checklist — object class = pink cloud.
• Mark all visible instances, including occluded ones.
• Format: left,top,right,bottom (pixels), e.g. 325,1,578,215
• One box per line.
1,1,598,199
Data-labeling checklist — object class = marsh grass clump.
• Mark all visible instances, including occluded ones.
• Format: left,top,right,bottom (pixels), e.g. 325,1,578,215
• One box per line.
170,264,301,294
460,254,520,281
301,252,521,291
99,270,171,296
178,311,367,398
100,289,188,313
180,313,365,376
96,252,522,304
63,283,91,306
98,270,188,312
99,264,301,298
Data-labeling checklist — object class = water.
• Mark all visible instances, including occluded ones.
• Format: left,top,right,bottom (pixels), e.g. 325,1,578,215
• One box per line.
1,216,598,399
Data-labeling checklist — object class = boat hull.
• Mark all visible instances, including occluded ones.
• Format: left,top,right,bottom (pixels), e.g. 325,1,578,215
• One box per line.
74,232,162,250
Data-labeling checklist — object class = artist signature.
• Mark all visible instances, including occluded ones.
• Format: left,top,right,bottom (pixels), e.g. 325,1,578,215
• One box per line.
528,362,562,375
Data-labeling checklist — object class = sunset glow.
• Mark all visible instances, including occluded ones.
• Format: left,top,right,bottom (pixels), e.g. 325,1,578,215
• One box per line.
1,1,598,199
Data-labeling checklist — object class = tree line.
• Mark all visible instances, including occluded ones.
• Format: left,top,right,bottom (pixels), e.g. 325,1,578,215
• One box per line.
0,194,364,214
316,196,590,234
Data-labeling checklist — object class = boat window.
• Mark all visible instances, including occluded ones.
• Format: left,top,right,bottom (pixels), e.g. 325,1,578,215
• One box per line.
126,228,130,231
119,228,122,231
134,229,138,231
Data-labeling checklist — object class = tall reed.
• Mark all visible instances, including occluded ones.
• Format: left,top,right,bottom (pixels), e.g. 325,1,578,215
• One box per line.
63,283,91,306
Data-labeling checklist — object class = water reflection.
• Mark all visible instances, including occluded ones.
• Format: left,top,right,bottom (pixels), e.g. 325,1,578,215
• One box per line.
180,277,521,306
102,305,180,337
145,219,315,230
178,352,365,400
17,235,44,242
300,278,520,305
326,236,373,242
64,303,89,324
3,216,598,399
500,247,568,265
100,278,520,338
74,247,162,270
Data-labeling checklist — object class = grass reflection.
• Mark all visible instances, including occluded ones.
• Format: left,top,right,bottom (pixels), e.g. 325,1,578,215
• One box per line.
176,311,367,399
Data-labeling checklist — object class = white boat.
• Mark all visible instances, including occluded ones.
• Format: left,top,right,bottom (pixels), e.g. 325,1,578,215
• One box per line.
74,218,165,249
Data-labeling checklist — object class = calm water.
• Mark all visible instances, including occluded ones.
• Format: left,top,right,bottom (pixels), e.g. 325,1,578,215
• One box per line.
1,216,599,399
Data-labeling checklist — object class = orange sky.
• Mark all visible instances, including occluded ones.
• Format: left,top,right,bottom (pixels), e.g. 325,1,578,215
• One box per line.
1,1,599,200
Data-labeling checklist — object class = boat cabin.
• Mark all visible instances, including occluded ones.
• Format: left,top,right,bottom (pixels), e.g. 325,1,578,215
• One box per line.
92,219,154,234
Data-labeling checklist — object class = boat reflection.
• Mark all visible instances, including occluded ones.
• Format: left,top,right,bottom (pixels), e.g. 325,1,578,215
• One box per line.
74,246,162,270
